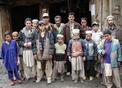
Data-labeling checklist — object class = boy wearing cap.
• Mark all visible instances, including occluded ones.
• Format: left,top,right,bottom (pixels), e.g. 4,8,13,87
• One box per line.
98,30,122,88
32,19,39,40
92,22,103,45
67,29,85,83
12,31,25,80
32,19,38,29
52,34,66,82
83,31,97,80
36,18,54,84
91,22,103,77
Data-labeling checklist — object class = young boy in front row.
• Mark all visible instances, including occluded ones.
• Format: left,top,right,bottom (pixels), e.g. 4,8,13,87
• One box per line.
98,30,122,88
83,31,97,80
67,29,85,83
12,31,25,80
52,34,66,82
1,32,21,86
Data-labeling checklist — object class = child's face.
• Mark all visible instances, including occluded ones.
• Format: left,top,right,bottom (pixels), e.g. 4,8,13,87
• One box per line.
57,37,63,43
12,35,18,40
104,34,112,40
32,22,38,28
72,33,79,39
92,25,99,32
12,32,18,40
5,35,11,42
86,34,92,40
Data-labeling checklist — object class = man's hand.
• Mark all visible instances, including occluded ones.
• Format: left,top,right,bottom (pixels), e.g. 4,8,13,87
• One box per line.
24,43,28,48
49,55,52,60
34,55,37,60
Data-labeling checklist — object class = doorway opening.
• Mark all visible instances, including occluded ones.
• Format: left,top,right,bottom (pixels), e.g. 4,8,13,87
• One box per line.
49,0,91,26
10,4,39,32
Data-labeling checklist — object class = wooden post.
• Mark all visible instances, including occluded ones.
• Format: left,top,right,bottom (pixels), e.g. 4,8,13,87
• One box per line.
0,6,11,44
109,0,112,15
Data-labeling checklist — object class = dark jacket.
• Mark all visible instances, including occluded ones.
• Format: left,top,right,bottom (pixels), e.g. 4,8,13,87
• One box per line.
63,22,81,44
18,27,37,55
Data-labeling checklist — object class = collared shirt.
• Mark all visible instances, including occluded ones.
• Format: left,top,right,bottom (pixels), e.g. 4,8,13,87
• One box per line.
104,40,112,63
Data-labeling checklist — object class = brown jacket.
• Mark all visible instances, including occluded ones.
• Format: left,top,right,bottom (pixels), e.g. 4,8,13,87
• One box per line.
63,22,81,44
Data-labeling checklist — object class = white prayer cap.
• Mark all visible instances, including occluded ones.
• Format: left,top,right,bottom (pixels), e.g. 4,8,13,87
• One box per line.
42,13,49,18
57,34,64,38
32,19,39,23
39,20,44,25
72,29,80,34
106,15,114,19
92,21,99,26
86,30,92,34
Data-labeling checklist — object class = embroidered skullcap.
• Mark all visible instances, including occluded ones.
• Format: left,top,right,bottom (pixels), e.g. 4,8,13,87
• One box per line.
39,20,44,25
57,34,64,38
92,21,99,26
32,19,39,23
42,13,49,18
72,29,80,34
86,30,92,34
106,15,114,19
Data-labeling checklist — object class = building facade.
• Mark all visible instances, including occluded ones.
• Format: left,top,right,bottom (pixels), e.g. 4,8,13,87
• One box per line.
0,0,122,45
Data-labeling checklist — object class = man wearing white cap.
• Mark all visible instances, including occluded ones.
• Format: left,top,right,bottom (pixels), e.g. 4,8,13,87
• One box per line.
42,13,56,42
104,15,122,50
67,29,85,83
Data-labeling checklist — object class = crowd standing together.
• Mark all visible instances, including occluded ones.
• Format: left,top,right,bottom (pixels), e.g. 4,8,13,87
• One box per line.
1,12,122,88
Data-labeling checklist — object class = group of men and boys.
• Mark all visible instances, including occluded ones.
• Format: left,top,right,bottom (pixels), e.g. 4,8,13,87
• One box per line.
1,12,122,88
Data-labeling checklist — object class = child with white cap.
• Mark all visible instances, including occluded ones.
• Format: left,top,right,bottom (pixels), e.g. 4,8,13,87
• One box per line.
67,29,85,83
52,34,66,82
83,30,97,80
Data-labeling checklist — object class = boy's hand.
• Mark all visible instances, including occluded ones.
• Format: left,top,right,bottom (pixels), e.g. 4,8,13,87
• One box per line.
102,50,105,55
83,56,86,61
17,60,20,65
34,55,37,60
69,56,72,62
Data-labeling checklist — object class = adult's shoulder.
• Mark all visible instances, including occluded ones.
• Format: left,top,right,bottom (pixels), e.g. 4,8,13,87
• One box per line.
2,41,6,45
112,38,119,43
64,23,69,26
68,39,73,43
74,22,80,26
